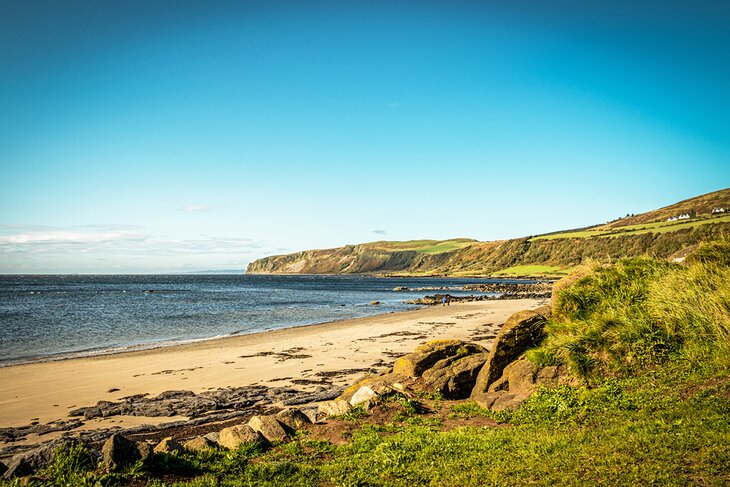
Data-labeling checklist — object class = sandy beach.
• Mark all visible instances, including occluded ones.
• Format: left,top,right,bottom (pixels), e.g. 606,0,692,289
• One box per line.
0,298,544,447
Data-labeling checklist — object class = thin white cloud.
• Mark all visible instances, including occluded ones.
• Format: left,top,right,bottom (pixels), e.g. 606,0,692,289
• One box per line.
386,102,400,109
0,229,147,244
0,224,273,273
177,205,227,213
373,229,387,235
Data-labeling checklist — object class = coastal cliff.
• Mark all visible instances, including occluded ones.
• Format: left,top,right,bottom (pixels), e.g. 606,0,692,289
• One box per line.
247,188,730,276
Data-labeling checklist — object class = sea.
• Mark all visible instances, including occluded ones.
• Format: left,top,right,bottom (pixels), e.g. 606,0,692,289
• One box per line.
0,274,526,366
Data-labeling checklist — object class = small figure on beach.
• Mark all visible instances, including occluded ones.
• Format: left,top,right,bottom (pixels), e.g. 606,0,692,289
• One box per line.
442,296,447,306
446,295,451,306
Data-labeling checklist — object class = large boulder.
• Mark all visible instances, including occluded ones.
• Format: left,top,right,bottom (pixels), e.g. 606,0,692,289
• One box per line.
473,359,565,411
102,434,142,472
248,415,289,443
276,408,312,431
421,352,489,398
393,340,485,378
218,424,268,450
471,310,547,398
473,359,537,411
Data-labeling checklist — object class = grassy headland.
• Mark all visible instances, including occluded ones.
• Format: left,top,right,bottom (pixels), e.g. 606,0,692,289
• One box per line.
246,188,730,277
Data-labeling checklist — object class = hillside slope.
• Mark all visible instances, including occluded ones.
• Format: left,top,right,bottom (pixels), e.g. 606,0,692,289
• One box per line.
247,188,730,276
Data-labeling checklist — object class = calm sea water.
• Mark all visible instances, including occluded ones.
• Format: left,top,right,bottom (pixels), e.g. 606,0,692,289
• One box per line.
0,274,521,366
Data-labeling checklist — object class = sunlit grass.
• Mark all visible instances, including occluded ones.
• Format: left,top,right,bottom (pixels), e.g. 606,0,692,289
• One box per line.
532,213,730,241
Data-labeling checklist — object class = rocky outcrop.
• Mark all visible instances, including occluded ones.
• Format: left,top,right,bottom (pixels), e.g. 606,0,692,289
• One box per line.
0,419,84,443
393,340,485,378
471,310,548,398
68,385,304,420
406,291,550,305
422,352,490,399
473,359,564,411
462,282,554,294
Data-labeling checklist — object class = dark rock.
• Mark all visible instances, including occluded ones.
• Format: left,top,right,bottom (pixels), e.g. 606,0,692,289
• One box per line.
155,390,196,400
393,340,485,378
0,460,6,477
471,310,547,398
203,431,220,444
4,439,82,479
102,434,141,472
83,407,102,420
136,442,154,464
422,352,489,399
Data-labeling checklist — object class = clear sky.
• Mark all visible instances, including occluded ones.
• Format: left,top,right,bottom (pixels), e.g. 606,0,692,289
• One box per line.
1,1,729,273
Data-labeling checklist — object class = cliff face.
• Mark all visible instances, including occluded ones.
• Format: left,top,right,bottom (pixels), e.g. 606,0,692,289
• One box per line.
245,245,426,274
246,189,730,276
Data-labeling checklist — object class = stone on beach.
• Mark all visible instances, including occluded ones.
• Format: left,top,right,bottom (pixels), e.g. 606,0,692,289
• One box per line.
349,385,378,407
154,437,184,454
318,399,352,417
218,424,268,450
276,408,312,431
248,415,289,443
183,436,218,452
393,339,485,378
102,434,142,472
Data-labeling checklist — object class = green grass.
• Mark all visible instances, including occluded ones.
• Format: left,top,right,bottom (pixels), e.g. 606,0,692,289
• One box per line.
13,362,728,487
365,239,477,254
533,240,730,381
532,213,730,241
491,264,570,277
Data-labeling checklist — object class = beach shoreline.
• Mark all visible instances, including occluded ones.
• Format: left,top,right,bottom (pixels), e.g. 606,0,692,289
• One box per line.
0,298,545,449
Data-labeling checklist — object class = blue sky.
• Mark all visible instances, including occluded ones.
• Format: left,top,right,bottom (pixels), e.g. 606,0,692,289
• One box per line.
1,1,729,273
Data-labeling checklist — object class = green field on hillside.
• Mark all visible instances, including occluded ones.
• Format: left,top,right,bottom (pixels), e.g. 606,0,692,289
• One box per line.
492,264,570,277
366,239,477,255
532,213,730,241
